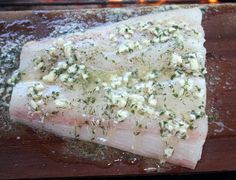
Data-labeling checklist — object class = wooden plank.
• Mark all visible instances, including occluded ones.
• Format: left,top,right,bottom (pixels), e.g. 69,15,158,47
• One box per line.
0,4,236,179
0,0,201,6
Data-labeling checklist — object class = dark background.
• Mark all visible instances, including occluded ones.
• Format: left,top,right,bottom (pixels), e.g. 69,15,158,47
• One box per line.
0,0,235,11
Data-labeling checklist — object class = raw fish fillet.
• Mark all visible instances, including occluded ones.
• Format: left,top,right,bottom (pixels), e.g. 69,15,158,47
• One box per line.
9,7,207,169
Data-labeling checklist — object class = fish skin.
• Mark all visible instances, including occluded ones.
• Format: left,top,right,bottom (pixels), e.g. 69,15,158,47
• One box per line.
9,7,207,169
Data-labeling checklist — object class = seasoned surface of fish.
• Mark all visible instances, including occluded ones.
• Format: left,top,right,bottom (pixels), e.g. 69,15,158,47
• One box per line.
9,8,207,169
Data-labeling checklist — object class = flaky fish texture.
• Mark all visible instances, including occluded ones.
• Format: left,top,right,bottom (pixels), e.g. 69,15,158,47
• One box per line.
10,7,207,169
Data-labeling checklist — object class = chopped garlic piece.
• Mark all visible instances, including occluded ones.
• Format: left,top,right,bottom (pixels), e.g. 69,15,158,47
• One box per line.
148,95,157,106
7,71,22,85
0,88,4,95
171,53,182,68
124,34,131,39
63,41,72,59
127,41,135,50
189,113,196,120
122,72,132,83
29,100,38,110
168,27,176,33
108,90,128,108
142,39,150,46
164,147,174,158
109,33,115,40
160,35,170,43
55,99,69,108
178,88,184,96
152,37,159,43
43,71,56,83
164,111,171,117
34,83,44,91
142,106,155,115
190,58,199,71
111,76,122,88
145,71,158,80
79,64,85,70
67,78,74,83
48,47,57,56
59,73,69,82
57,61,68,69
117,110,129,121
34,62,44,70
68,64,77,73
177,79,185,87
94,86,100,91
82,73,89,80
56,38,64,46
129,94,145,104
202,68,207,74
118,44,129,53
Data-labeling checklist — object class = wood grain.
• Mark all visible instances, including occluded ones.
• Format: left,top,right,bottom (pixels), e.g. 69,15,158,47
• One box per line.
0,4,236,179
0,0,201,6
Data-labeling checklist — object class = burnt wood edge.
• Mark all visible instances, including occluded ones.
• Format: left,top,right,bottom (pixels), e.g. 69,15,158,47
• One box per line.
35,171,236,179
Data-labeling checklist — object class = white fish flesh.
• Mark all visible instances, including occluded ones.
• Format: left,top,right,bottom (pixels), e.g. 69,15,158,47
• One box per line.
9,7,207,169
